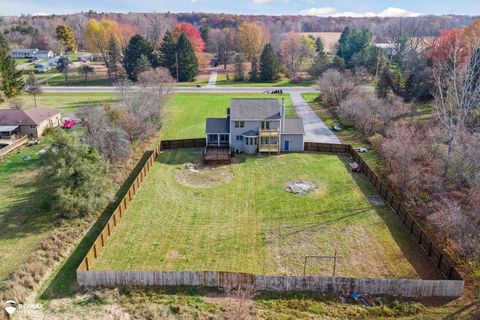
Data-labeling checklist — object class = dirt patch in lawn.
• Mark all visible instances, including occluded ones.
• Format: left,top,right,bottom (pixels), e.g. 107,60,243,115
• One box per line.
166,250,184,259
176,164,233,188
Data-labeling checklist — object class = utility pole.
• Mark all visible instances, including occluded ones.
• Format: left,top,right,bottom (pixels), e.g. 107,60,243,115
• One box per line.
175,51,179,81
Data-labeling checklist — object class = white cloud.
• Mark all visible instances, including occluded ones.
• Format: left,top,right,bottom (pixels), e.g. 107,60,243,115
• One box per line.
253,0,274,4
300,6,421,17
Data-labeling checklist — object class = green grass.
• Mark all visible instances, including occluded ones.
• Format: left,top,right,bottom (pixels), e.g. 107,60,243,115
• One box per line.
215,73,314,87
92,149,435,278
0,92,118,114
160,93,295,140
0,136,56,281
302,93,384,174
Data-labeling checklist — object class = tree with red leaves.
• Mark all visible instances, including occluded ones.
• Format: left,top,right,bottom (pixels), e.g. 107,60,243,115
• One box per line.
426,29,468,64
173,23,206,66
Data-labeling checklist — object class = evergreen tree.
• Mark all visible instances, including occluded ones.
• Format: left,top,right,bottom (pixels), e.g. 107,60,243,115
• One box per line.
25,72,42,108
336,27,373,69
133,54,151,78
176,33,199,82
309,54,330,79
159,30,177,79
250,55,259,82
0,33,24,98
57,56,70,82
233,53,246,81
123,34,155,81
315,37,325,55
259,43,279,82
107,35,122,79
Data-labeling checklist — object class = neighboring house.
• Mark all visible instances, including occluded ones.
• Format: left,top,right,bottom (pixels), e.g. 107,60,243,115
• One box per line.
11,49,54,59
34,63,51,73
0,108,62,138
374,43,398,59
205,98,304,154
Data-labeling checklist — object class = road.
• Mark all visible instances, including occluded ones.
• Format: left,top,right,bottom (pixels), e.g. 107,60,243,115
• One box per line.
42,85,340,144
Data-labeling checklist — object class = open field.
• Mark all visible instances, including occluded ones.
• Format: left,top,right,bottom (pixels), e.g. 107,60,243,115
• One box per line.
297,32,342,54
92,149,437,279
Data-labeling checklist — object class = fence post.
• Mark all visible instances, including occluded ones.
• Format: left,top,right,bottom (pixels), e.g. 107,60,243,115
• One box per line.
93,242,97,259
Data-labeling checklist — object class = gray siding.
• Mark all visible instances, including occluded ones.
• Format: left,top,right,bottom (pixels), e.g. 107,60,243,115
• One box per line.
281,134,304,152
230,120,281,153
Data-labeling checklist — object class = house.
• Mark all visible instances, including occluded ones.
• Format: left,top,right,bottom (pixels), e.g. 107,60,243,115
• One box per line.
205,98,304,155
11,49,54,59
0,108,62,138
374,43,398,59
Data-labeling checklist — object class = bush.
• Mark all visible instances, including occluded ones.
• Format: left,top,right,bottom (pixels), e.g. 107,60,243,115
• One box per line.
317,69,358,107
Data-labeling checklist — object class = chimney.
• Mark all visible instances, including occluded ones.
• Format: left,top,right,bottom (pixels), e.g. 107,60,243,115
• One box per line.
281,98,285,133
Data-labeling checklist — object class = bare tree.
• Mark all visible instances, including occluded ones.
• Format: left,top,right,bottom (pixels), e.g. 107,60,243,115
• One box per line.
280,33,314,80
317,69,359,106
81,105,132,164
116,68,175,142
432,41,480,178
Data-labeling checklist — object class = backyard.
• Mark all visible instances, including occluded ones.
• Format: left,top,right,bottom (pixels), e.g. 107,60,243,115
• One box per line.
92,149,438,279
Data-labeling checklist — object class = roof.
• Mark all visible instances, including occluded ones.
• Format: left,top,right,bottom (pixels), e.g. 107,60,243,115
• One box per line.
242,130,258,137
0,108,61,126
230,99,281,121
283,118,305,134
11,49,37,53
206,118,230,134
0,125,19,132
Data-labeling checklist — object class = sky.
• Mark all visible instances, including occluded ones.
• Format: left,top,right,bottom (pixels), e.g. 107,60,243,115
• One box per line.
0,0,479,17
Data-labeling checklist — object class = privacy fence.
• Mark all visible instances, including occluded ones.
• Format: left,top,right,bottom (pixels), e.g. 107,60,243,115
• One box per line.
77,139,464,298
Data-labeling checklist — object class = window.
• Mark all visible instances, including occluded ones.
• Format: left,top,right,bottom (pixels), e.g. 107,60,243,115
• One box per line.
234,121,244,128
219,134,229,144
208,134,218,143
261,121,270,130
236,135,243,141
246,138,249,145
29,125,36,129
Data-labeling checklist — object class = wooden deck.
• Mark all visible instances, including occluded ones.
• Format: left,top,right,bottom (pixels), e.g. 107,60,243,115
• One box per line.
202,146,232,165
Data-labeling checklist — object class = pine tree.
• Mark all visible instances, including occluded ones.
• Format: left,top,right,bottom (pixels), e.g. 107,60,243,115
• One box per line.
309,54,330,79
233,53,246,81
133,54,151,78
107,35,122,79
0,33,24,98
57,56,70,82
259,43,279,82
176,33,199,82
25,72,42,108
159,30,177,79
123,34,155,81
316,37,325,55
250,55,259,82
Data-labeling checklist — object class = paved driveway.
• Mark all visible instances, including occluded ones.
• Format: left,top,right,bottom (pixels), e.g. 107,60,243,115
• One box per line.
289,92,340,144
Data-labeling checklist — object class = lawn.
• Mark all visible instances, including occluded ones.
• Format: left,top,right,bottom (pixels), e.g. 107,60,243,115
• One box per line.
215,73,314,87
160,93,295,139
92,149,437,279
0,92,118,114
0,136,56,281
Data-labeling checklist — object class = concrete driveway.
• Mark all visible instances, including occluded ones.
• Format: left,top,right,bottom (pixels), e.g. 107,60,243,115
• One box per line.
289,92,340,144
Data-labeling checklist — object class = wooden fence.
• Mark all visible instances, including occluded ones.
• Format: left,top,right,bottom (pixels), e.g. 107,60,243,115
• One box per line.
76,139,464,298
77,271,464,298
0,135,28,158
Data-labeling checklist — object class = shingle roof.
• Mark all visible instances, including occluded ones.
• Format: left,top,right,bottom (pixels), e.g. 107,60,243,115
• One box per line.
283,118,305,134
242,130,258,136
230,99,281,120
0,108,60,126
206,118,230,134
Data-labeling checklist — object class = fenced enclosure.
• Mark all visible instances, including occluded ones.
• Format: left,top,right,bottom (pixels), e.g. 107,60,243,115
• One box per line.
76,139,464,298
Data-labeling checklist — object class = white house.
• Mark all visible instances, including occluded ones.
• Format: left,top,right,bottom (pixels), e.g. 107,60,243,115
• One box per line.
11,49,54,59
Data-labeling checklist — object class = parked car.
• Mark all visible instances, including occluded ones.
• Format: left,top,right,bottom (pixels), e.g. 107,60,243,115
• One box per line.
34,63,51,73
62,119,76,129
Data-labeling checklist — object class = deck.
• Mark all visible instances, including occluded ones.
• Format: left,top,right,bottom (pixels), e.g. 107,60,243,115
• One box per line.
202,146,232,165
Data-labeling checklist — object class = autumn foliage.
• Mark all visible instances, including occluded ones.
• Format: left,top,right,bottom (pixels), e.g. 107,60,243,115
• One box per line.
173,23,206,66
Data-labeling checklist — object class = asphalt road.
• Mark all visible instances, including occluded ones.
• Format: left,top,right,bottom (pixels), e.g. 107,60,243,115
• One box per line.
42,85,340,144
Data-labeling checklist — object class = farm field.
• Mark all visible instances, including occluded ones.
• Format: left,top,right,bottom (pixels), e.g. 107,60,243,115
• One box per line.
297,32,342,54
92,149,437,279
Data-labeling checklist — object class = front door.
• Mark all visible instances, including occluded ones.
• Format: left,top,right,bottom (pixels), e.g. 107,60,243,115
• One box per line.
284,140,290,151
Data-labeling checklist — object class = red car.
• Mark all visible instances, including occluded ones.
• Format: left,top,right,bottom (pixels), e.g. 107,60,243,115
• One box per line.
62,119,76,129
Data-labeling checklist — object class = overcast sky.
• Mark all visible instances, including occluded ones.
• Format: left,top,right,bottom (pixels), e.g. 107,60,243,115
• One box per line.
0,0,479,17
